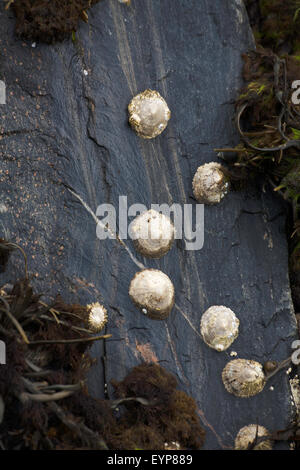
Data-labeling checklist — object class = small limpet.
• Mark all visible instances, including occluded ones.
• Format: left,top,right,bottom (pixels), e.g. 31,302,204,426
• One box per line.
87,302,108,332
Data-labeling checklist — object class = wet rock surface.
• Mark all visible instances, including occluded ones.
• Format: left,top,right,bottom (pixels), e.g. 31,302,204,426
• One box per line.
0,0,297,449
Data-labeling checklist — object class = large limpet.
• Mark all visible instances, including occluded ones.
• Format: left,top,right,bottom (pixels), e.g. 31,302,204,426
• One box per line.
200,305,239,352
129,269,174,320
128,89,171,139
222,359,266,397
130,209,174,259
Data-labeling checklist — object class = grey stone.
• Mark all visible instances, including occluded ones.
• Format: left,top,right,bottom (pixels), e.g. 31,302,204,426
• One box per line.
0,0,297,449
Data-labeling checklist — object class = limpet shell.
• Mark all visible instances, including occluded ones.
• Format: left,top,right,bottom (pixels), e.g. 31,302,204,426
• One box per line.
192,162,229,205
235,424,273,450
130,209,174,258
200,305,239,352
129,269,174,320
222,359,266,397
128,89,171,139
87,302,108,333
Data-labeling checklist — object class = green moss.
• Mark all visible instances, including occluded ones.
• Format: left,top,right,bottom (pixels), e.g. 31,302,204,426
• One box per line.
294,7,300,22
291,128,300,140
252,0,300,53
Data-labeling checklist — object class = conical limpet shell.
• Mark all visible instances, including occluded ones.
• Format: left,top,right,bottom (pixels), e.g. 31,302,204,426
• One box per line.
222,359,266,397
130,209,175,259
87,302,108,333
200,305,239,352
129,269,174,320
192,162,229,205
235,424,273,450
128,89,171,139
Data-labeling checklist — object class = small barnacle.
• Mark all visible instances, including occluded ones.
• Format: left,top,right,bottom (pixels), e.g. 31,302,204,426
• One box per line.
222,359,266,397
263,360,278,375
164,441,182,450
129,269,174,320
130,209,175,259
118,0,131,4
128,89,171,139
200,305,239,352
235,424,273,450
192,162,230,205
87,302,108,332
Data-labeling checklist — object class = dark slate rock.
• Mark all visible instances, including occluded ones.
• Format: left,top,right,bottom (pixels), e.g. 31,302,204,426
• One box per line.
0,0,297,449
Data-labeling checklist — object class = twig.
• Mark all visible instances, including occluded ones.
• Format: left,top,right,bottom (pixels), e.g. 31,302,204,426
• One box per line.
20,371,108,449
20,377,81,403
24,370,53,377
110,396,155,409
214,147,247,153
265,356,292,381
2,242,28,278
49,401,108,449
0,296,29,344
29,333,111,345
37,314,94,335
5,0,15,11
40,383,82,393
19,390,76,403
236,103,300,152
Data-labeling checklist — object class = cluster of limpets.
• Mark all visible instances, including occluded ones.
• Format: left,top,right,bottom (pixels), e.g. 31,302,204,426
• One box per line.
109,88,273,449
127,90,175,320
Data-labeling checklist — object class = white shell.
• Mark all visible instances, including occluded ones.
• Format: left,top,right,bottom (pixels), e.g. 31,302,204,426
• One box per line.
129,269,174,320
222,359,266,397
192,162,229,205
87,302,108,333
235,425,273,450
128,89,171,139
130,209,175,258
200,305,239,352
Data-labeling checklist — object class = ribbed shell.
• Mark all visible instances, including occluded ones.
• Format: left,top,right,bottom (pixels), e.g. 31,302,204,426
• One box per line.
87,302,108,333
235,424,273,450
222,359,266,397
